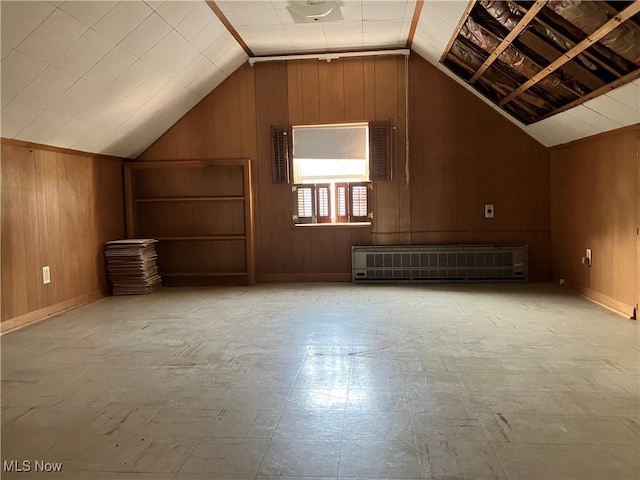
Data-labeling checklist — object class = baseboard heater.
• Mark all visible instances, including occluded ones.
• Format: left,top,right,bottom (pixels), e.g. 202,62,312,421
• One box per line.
352,244,528,283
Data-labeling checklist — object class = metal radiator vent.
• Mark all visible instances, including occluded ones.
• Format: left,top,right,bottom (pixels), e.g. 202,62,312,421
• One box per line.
352,244,527,283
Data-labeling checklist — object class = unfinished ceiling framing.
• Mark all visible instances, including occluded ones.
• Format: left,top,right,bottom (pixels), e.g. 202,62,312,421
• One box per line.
441,0,640,124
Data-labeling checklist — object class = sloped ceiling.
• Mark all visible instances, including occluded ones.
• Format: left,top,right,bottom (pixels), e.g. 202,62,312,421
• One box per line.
1,1,246,158
1,1,638,158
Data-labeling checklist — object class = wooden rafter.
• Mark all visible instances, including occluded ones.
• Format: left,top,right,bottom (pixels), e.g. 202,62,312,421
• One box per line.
470,0,546,84
507,0,623,78
439,0,476,63
406,0,424,49
500,0,640,106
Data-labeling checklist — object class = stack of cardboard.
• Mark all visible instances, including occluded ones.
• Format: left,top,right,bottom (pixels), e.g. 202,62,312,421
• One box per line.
105,239,161,295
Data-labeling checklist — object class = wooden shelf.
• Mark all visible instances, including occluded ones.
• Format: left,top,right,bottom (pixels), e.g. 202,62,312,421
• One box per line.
124,159,255,286
156,235,246,241
162,272,247,277
136,196,244,202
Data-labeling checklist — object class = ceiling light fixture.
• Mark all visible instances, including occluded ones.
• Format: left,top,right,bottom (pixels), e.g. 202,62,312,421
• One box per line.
287,1,343,23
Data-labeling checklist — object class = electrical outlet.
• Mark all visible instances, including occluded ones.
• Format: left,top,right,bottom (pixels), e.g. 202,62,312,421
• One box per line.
42,266,51,284
484,204,495,219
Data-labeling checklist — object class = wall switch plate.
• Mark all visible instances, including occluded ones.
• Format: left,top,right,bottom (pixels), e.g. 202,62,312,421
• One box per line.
484,204,495,219
42,266,51,284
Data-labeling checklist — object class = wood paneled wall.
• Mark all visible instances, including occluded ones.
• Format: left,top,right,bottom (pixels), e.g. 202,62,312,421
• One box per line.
409,56,551,280
1,142,125,331
550,126,639,316
138,55,551,281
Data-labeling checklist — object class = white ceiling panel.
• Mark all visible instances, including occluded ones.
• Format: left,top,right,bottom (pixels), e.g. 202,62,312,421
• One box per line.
159,42,200,79
1,101,44,138
187,63,227,98
15,109,72,144
48,78,102,117
563,105,622,132
83,45,137,86
95,97,143,130
53,29,115,76
142,30,187,68
1,49,48,107
128,72,172,105
176,1,219,39
605,82,640,112
92,1,152,43
583,95,640,126
1,1,56,56
59,1,116,25
119,12,173,57
191,19,227,51
71,123,116,153
46,117,94,148
14,65,77,109
16,9,88,63
107,60,157,98
154,1,199,28
363,2,408,21
174,55,215,89
118,105,162,134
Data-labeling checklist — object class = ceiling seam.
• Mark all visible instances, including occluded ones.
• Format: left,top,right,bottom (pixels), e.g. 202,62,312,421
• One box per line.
205,1,254,57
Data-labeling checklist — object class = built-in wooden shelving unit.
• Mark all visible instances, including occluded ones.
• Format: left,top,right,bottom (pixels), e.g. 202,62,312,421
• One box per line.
124,159,255,286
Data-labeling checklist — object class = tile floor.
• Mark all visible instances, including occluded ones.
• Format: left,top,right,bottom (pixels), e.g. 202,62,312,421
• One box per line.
1,283,639,480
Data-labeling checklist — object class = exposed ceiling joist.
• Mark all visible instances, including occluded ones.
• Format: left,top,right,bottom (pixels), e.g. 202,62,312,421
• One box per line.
469,0,546,84
500,0,640,106
439,0,475,63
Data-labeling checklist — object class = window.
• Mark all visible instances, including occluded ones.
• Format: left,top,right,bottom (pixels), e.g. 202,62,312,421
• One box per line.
272,121,391,226
292,123,370,225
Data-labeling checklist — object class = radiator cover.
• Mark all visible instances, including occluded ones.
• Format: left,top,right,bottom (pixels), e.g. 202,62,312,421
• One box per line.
352,244,528,283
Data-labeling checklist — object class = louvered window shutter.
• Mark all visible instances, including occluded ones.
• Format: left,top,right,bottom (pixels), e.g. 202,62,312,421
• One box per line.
369,121,392,180
349,183,369,222
293,185,315,224
316,184,332,223
335,183,349,223
271,125,290,183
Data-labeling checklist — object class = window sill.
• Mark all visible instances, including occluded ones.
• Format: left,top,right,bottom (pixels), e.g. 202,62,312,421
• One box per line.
294,222,372,228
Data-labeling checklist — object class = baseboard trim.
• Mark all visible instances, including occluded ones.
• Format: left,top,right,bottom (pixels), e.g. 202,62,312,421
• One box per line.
258,273,352,282
577,287,635,319
1,291,106,335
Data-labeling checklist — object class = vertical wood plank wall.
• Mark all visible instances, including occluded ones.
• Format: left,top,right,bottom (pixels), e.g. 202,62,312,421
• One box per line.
409,56,551,281
140,55,551,281
551,126,639,316
1,143,125,331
